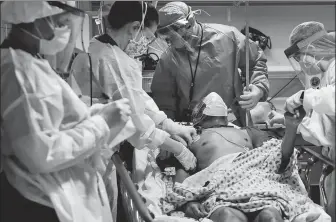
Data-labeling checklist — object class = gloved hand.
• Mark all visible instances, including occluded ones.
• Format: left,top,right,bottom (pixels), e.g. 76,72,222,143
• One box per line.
239,84,263,110
174,144,197,171
90,103,106,116
161,119,197,146
284,90,304,114
171,134,188,147
284,105,306,129
268,110,285,126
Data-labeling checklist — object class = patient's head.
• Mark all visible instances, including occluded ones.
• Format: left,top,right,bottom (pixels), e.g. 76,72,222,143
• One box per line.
192,92,228,128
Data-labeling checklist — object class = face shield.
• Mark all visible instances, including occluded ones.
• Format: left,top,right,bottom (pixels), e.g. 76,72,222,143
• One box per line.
44,2,85,74
284,30,331,89
156,6,209,51
156,17,197,51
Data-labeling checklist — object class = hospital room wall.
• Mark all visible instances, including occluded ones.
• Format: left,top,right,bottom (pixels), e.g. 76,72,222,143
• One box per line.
193,4,335,98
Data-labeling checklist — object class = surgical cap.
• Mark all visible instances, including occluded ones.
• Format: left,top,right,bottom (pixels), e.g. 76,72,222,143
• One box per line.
201,92,228,117
158,1,190,28
289,21,325,45
1,1,65,24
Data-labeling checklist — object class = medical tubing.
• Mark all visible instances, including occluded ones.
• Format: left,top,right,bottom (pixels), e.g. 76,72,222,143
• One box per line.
267,75,298,104
112,153,154,222
88,53,93,106
187,22,204,103
81,13,86,53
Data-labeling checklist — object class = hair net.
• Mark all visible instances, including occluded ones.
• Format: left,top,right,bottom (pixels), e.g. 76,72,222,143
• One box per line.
289,21,325,45
158,1,190,29
1,1,64,24
192,92,228,126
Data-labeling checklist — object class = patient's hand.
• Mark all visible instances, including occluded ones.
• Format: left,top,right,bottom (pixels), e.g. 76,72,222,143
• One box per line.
268,110,285,126
185,202,207,219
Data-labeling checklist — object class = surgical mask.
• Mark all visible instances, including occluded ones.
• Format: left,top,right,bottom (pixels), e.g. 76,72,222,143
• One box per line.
124,1,150,57
39,26,71,55
300,54,324,76
125,32,152,58
298,54,324,89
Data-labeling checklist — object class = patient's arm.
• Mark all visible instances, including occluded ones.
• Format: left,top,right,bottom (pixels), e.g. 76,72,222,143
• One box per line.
279,107,306,172
175,168,191,183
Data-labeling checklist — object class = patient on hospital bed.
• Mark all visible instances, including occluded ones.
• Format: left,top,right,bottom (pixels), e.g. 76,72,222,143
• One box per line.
154,92,330,222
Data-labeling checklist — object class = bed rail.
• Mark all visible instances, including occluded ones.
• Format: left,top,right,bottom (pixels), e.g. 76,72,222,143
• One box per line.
112,153,154,222
296,145,334,210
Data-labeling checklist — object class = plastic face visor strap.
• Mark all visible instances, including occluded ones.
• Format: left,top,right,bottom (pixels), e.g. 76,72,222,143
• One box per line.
47,1,85,17
284,30,328,58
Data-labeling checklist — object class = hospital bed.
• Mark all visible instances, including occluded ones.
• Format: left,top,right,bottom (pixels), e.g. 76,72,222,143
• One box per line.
112,122,335,222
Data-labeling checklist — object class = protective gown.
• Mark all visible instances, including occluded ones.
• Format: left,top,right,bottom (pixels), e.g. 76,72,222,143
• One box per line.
298,59,335,219
151,23,269,126
71,34,170,150
0,47,131,222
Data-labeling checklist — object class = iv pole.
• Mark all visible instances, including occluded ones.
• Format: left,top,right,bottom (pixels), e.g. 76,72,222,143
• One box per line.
244,1,251,127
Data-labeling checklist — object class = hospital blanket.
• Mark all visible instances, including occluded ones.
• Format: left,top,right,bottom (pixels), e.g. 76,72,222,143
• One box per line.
161,139,324,222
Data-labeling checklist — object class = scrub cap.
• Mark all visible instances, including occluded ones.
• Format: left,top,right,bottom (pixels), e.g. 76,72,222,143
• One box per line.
1,1,64,24
289,21,325,45
158,1,190,29
192,92,228,126
202,92,228,117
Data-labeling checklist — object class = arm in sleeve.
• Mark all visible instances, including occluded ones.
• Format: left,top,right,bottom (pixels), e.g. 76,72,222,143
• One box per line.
234,27,270,101
303,69,335,115
151,54,178,120
2,94,110,175
97,54,170,150
142,91,168,126
303,85,335,116
127,114,170,150
69,53,90,97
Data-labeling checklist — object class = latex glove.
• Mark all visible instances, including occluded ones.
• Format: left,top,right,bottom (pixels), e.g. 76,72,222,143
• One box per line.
239,84,263,110
174,145,197,171
284,105,306,129
171,134,187,147
268,110,285,126
90,103,106,116
284,90,304,114
161,119,197,146
185,202,207,219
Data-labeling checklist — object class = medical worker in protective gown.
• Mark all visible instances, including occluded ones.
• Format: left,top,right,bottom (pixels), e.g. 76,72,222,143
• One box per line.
151,2,270,126
0,2,134,222
269,22,335,222
70,0,197,190
71,1,197,158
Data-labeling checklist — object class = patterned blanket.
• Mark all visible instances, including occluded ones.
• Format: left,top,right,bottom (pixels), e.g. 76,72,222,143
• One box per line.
161,139,318,221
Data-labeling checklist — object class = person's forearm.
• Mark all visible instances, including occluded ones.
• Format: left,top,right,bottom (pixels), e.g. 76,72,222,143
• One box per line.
175,169,190,183
279,126,298,171
281,127,298,158
159,137,183,155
